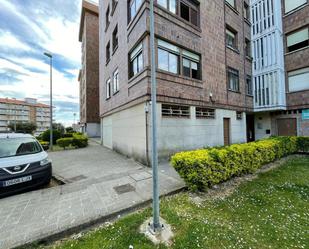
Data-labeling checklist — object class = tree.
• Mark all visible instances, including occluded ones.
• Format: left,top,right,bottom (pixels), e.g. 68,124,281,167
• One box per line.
8,122,37,134
65,127,74,133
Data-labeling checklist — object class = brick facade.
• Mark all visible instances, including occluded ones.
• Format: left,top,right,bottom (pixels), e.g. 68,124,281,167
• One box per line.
99,0,253,118
282,3,309,110
79,1,100,125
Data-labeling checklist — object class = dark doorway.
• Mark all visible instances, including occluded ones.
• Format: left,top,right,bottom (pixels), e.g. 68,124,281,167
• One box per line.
277,118,297,136
246,114,255,142
223,118,230,146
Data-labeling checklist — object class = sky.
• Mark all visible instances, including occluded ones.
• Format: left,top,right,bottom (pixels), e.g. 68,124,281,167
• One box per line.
0,0,98,126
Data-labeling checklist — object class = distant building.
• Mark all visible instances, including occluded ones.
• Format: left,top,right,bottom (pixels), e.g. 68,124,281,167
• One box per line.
78,0,100,137
0,97,50,133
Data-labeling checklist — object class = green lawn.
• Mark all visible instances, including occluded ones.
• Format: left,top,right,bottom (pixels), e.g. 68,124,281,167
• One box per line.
29,156,309,249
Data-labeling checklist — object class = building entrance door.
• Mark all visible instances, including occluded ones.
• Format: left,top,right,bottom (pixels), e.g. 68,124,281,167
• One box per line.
223,118,230,146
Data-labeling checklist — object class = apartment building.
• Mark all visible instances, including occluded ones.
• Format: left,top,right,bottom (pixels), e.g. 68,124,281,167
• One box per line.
0,98,50,133
79,0,101,137
99,0,253,164
251,0,309,138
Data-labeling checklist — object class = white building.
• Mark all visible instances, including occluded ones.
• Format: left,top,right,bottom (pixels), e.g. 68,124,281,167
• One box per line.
0,98,50,133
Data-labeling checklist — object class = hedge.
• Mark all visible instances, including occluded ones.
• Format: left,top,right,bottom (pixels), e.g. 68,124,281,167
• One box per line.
171,136,308,191
56,134,88,150
56,138,72,150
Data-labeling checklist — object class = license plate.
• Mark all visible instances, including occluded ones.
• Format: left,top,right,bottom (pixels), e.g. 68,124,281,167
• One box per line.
3,176,32,187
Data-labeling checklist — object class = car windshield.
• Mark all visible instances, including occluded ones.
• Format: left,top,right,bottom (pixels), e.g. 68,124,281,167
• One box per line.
0,137,42,158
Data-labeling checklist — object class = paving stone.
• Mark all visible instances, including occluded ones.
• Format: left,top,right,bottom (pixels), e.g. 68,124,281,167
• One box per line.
0,142,184,249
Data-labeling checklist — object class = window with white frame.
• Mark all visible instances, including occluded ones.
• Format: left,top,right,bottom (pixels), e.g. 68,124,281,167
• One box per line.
284,0,307,13
286,27,309,53
106,79,111,99
129,0,143,21
157,0,176,14
226,27,237,49
129,42,144,78
113,69,119,93
288,68,309,92
225,0,235,8
157,39,201,79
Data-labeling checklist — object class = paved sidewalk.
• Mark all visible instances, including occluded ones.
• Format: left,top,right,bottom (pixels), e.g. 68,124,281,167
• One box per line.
0,143,184,249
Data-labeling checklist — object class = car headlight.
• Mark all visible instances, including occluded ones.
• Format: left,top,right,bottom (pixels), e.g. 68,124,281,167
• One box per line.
40,157,50,166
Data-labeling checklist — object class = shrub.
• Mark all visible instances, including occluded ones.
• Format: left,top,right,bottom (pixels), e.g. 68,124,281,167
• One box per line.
62,133,74,138
171,136,300,191
39,140,49,151
41,129,62,144
56,138,73,150
297,136,309,153
72,134,88,148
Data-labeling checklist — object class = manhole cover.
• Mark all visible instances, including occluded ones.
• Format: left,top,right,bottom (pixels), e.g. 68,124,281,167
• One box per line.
114,184,135,194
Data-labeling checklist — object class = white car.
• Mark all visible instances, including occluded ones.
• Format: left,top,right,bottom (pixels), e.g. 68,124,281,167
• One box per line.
0,133,52,197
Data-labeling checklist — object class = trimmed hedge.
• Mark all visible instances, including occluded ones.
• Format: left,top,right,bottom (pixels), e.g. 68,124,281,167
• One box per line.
171,136,308,191
56,138,72,150
56,133,88,150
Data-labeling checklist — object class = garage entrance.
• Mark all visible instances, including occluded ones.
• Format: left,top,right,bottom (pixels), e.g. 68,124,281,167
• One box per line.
277,118,297,136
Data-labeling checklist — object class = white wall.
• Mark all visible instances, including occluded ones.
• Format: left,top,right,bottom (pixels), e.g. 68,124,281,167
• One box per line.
156,104,247,160
85,123,101,137
102,103,148,164
254,113,272,140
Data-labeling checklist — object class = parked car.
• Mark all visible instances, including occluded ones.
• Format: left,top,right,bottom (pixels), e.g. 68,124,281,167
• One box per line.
0,133,52,197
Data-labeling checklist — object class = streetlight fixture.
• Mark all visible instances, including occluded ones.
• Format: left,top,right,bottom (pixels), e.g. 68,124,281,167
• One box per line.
44,52,53,151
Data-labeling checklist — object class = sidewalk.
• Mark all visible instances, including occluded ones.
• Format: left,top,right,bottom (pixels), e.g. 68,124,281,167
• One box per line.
0,144,184,249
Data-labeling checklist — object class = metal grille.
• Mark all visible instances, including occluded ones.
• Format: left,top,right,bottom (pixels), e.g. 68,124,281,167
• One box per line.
196,107,215,119
162,104,190,118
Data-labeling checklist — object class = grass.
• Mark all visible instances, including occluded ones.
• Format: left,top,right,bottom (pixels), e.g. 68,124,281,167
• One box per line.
49,145,78,152
26,156,309,249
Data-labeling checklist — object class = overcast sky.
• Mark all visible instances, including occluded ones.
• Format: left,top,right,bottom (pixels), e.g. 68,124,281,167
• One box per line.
0,0,98,126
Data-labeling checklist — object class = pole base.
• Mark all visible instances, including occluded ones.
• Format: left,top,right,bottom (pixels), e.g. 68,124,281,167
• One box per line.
140,217,174,246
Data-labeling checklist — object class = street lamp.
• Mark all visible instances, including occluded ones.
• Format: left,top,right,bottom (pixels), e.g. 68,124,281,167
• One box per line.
44,52,53,151
149,0,160,232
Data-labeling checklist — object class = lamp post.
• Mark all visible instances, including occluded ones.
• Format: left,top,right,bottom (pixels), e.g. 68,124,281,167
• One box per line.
44,52,53,151
12,98,17,132
149,0,160,231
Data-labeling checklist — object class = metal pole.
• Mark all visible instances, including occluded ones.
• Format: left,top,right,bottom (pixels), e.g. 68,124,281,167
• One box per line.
150,0,160,230
50,56,53,151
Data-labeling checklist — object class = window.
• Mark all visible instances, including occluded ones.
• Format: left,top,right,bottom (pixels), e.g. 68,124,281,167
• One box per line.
130,0,143,21
245,38,251,57
288,67,309,92
226,27,237,49
179,1,199,26
246,75,253,95
236,111,243,120
106,41,110,63
157,0,176,14
244,2,250,20
162,104,190,118
226,0,235,8
227,67,240,92
196,107,215,119
158,40,179,74
286,27,309,53
106,79,111,99
112,0,118,11
113,69,119,93
182,50,200,79
284,0,307,13
129,43,144,77
157,39,201,79
112,25,118,51
105,5,110,29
